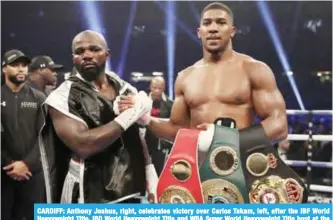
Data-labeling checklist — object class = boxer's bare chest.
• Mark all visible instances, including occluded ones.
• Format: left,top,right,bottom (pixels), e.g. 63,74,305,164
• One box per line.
183,63,252,108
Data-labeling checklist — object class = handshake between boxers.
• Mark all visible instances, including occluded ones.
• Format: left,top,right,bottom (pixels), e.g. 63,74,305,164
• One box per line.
113,91,157,203
113,92,214,203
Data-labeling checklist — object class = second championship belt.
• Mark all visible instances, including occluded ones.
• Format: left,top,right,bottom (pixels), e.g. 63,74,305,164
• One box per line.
239,126,307,204
199,125,249,203
157,129,204,203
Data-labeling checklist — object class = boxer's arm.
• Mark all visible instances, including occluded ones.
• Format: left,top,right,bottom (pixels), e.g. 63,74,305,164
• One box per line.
148,74,190,142
49,107,123,159
248,60,288,142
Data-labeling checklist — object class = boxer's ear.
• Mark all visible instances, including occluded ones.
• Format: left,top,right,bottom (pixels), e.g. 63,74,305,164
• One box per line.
197,27,202,39
106,49,111,58
231,26,236,38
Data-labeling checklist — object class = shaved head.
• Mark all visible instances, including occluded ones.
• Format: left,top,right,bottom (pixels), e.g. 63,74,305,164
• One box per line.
71,30,110,81
151,76,165,86
150,76,166,101
72,30,108,53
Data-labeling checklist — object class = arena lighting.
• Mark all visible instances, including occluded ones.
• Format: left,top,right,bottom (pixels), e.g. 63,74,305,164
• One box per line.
154,1,201,45
131,72,164,77
131,72,167,83
188,2,201,25
288,2,303,50
256,1,305,110
317,71,332,75
116,1,138,78
131,72,144,77
152,72,164,76
165,0,176,99
316,71,332,83
305,19,323,33
80,1,112,71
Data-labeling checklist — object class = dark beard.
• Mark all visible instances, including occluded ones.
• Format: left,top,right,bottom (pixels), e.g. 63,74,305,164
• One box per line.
75,62,106,82
8,74,26,85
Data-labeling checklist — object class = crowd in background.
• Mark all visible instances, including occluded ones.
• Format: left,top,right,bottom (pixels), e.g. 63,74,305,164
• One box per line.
278,118,332,186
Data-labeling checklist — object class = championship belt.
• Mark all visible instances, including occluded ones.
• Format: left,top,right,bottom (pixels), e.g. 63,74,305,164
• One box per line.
199,125,248,203
239,126,308,203
157,129,204,203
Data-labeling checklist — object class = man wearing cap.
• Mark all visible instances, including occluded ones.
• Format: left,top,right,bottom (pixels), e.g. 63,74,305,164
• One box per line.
27,55,63,95
1,49,46,220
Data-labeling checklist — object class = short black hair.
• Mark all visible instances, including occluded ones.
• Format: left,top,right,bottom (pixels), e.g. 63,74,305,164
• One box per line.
201,2,234,24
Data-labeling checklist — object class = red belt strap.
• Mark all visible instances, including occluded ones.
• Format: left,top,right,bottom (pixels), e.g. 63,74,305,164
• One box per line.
157,129,203,203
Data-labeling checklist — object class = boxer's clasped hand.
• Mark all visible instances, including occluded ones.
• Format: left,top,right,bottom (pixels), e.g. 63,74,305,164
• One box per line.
113,94,135,115
114,91,152,131
118,95,135,113
113,93,152,126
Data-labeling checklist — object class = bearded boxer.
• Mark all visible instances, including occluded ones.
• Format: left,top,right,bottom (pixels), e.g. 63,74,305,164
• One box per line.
38,30,157,203
117,2,307,203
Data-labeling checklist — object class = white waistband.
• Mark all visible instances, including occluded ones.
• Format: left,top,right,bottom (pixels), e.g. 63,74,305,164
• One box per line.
68,159,81,181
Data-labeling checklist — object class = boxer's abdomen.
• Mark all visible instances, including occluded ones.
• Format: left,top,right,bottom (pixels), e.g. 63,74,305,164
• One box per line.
189,102,254,129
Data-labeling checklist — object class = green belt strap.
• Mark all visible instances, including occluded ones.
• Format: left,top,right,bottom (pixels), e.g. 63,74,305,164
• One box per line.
199,125,249,203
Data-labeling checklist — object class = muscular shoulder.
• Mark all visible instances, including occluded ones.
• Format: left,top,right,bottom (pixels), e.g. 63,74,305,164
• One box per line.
241,54,272,74
238,54,276,88
177,59,203,81
174,62,199,94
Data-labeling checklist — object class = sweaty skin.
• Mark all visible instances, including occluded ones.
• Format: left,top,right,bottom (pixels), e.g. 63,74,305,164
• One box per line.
148,53,287,143
119,7,287,143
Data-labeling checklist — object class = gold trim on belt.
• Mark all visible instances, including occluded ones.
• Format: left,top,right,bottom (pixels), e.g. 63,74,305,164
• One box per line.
159,185,197,203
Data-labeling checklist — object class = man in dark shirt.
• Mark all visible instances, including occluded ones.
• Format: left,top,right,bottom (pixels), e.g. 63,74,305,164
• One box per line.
144,76,173,176
26,55,63,95
1,49,46,220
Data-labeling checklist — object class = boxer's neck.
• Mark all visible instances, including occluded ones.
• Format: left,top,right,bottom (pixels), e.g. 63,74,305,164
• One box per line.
203,41,234,64
92,73,107,90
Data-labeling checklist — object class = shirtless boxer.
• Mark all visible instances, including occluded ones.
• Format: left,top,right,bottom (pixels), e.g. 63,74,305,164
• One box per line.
117,2,295,203
119,2,288,144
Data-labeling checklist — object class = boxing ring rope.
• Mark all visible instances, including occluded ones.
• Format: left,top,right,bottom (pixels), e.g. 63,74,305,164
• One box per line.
287,110,333,115
288,134,332,141
286,109,332,195
306,185,332,193
285,160,332,168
